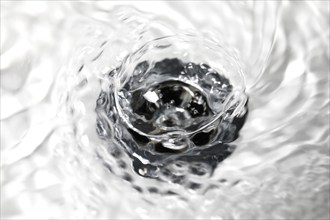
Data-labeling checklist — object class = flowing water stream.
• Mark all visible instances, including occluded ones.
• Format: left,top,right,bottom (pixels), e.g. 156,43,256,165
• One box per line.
1,1,329,219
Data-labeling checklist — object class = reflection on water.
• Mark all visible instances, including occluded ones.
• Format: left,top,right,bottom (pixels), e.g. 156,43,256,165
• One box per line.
1,1,329,219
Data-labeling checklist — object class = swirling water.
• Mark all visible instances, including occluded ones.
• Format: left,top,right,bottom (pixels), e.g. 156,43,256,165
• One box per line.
1,1,329,219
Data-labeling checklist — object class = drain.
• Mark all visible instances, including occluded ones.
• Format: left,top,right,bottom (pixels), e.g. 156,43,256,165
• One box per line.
96,35,248,180
96,58,248,178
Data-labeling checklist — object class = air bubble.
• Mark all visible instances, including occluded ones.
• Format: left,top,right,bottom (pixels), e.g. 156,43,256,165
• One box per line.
162,134,189,151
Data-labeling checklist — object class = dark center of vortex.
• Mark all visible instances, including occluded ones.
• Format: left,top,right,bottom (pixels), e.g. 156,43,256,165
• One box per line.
96,58,248,178
128,80,212,134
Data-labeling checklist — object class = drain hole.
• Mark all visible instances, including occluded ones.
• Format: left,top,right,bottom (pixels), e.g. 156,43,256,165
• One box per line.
191,130,215,146
96,56,248,180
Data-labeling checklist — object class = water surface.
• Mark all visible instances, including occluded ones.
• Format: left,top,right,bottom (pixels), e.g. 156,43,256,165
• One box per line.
1,1,329,219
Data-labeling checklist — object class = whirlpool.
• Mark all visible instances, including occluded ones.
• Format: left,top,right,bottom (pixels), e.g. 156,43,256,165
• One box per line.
1,1,329,219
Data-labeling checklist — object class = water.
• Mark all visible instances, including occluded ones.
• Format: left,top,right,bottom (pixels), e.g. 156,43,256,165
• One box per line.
96,36,248,178
1,1,329,219
96,52,247,178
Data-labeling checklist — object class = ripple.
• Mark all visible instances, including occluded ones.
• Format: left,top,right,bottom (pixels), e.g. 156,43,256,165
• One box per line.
1,1,329,219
